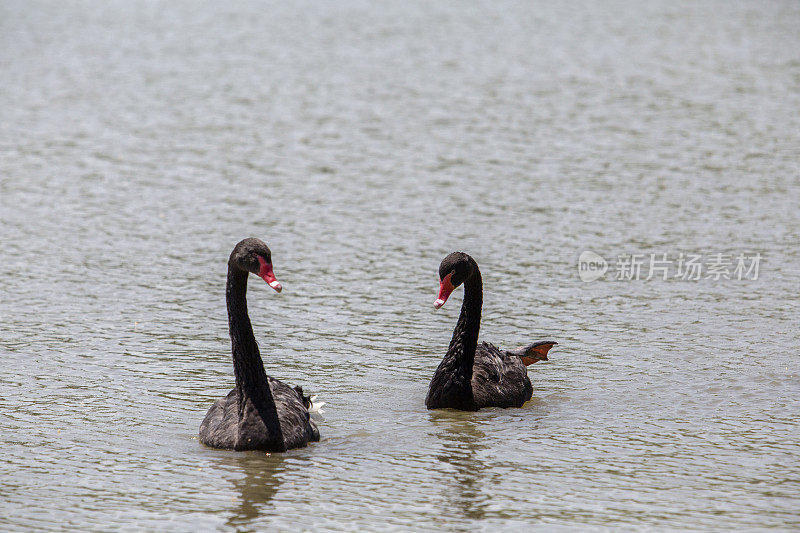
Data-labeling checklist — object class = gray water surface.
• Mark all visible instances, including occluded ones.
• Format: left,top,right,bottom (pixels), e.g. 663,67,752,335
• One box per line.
1,1,799,530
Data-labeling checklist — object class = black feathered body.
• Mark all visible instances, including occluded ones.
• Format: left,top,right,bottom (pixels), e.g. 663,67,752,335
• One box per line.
471,342,533,408
426,341,534,410
199,377,319,451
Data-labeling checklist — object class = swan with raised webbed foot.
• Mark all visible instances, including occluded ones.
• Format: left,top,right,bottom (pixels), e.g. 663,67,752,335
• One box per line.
426,252,557,411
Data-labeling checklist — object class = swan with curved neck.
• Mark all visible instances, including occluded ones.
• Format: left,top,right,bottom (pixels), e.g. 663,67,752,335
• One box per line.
426,252,557,410
199,238,319,451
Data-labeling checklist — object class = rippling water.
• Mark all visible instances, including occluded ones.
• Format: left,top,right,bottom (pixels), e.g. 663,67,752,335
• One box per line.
2,1,799,530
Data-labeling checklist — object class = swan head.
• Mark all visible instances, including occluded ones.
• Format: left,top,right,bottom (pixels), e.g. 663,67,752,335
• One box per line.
230,238,282,292
434,252,475,309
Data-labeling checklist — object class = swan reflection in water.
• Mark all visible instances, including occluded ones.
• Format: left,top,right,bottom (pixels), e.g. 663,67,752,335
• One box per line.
222,453,286,530
429,406,549,522
430,414,491,521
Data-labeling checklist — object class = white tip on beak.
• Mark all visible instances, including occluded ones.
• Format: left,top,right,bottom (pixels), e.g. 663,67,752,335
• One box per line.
269,280,282,292
434,298,445,309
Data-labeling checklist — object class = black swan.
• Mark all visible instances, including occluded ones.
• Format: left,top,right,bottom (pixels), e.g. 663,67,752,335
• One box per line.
426,252,557,411
199,238,319,451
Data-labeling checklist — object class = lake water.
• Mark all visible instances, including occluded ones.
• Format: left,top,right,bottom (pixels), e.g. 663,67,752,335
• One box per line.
1,1,799,530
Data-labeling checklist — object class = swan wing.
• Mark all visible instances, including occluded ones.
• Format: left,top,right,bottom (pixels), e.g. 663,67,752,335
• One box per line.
269,377,320,449
199,389,239,449
471,342,532,408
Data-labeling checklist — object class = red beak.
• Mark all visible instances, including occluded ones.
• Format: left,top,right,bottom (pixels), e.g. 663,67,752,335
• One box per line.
434,272,455,309
257,256,282,292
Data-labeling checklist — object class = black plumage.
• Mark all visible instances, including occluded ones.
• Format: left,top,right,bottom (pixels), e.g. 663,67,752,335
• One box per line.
426,252,557,411
199,238,319,451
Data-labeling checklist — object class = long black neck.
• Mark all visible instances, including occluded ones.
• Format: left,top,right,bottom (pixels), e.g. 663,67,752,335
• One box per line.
226,263,281,432
446,263,483,381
